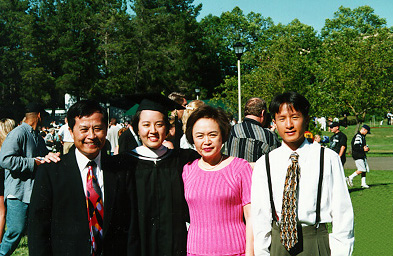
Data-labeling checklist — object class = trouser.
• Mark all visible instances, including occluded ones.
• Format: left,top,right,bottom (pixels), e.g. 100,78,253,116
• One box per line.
270,221,330,256
0,199,29,256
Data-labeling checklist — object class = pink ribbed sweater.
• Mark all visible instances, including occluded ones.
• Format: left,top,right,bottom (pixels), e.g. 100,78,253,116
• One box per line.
183,157,252,255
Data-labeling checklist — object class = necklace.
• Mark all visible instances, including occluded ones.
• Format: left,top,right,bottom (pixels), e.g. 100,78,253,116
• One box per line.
201,155,224,170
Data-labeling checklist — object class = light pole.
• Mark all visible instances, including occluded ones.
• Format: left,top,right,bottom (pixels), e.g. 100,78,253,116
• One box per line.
234,42,245,123
106,102,110,124
195,88,200,100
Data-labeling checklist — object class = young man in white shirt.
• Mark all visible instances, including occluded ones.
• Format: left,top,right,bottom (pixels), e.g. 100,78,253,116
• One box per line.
251,92,354,256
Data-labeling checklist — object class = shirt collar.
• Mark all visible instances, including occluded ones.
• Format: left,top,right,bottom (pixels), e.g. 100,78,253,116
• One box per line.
75,148,102,171
281,138,311,159
21,122,36,133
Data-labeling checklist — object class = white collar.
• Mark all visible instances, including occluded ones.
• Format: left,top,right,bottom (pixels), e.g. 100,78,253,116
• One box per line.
133,145,168,159
75,148,102,171
281,138,311,158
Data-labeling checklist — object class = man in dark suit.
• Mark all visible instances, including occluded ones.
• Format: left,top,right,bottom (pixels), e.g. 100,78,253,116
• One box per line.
28,100,138,256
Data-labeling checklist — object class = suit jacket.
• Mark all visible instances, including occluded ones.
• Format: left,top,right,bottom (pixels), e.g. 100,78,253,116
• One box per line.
118,129,139,154
28,150,139,256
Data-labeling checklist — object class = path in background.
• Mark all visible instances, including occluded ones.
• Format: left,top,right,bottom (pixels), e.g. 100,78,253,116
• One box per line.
345,157,393,170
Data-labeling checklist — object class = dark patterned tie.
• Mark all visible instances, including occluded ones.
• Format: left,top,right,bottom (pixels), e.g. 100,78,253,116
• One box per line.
280,152,300,252
86,161,104,256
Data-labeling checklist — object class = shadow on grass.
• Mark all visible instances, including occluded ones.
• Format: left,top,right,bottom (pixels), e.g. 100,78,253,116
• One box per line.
349,182,393,193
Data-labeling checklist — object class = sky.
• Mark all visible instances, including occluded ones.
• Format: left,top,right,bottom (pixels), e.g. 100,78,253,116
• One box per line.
194,0,393,32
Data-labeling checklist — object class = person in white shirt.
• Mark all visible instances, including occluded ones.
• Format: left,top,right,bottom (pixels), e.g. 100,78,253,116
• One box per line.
58,117,74,154
107,118,121,155
251,92,354,256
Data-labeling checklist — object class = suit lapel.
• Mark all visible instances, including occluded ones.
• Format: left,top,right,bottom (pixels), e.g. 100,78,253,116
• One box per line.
63,151,90,221
101,154,116,237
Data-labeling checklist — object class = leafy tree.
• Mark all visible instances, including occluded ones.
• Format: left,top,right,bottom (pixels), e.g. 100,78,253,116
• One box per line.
213,20,321,117
90,0,136,99
321,5,387,38
199,7,274,97
0,0,31,111
318,6,393,128
130,0,203,97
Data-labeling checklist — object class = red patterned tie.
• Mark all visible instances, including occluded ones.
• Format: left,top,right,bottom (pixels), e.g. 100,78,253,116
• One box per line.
280,152,300,252
86,161,104,256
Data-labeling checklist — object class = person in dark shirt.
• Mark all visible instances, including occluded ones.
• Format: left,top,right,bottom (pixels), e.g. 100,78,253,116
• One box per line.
168,92,187,149
329,122,347,166
346,125,371,188
226,97,280,165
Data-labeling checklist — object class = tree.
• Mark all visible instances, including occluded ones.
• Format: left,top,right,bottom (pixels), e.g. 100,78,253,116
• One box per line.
199,7,274,97
318,6,393,128
213,19,321,117
0,0,31,112
90,0,136,99
130,0,203,96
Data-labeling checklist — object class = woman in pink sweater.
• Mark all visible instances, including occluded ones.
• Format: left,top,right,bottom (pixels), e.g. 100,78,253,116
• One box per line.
183,105,253,256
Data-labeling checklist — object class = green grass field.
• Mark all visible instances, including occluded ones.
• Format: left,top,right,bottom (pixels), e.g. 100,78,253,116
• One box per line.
345,169,393,255
11,124,393,255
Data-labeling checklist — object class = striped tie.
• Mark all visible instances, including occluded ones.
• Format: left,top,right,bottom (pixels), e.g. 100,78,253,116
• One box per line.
280,152,300,252
86,161,104,256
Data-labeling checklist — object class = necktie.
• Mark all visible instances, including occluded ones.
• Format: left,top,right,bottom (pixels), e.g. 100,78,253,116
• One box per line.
86,161,104,256
280,152,300,252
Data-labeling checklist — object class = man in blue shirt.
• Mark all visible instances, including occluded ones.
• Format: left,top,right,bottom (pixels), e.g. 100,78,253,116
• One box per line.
0,103,60,255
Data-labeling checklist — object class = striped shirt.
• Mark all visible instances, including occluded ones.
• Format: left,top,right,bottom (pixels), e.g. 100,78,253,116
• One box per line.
226,118,281,162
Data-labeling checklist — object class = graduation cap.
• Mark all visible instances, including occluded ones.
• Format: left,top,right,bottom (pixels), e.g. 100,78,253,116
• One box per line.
110,93,185,116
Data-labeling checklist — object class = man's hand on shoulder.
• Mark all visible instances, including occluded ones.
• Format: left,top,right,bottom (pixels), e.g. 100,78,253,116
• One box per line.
35,152,61,166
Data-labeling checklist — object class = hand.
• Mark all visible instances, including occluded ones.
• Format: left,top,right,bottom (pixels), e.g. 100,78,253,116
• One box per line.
43,152,61,163
35,152,61,166
364,146,370,152
34,157,46,166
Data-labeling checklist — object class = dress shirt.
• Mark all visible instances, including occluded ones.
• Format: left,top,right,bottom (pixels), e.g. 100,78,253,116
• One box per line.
75,149,104,203
251,139,354,256
106,125,120,153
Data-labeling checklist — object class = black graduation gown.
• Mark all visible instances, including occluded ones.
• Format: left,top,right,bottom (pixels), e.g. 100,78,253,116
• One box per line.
128,148,199,256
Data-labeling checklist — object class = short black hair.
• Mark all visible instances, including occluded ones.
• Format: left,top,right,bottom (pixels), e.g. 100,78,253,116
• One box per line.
269,92,310,119
67,100,108,130
185,105,231,144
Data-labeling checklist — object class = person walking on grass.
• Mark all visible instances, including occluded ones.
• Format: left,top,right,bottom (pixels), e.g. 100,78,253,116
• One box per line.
346,124,371,189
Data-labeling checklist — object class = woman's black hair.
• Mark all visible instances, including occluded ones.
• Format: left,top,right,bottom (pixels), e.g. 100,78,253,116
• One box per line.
269,92,310,119
185,105,231,144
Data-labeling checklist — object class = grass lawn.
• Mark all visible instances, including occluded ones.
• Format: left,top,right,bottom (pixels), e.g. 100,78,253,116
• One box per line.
13,236,28,255
345,168,393,255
